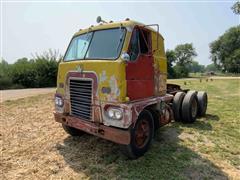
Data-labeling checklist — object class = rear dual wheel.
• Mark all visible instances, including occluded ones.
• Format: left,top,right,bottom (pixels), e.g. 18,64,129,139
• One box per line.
197,91,208,117
181,91,198,123
173,92,186,121
173,91,207,123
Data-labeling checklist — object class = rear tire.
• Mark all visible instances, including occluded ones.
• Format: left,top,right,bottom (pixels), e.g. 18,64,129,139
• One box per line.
121,110,154,159
173,92,186,122
182,91,198,123
197,91,208,117
62,124,85,136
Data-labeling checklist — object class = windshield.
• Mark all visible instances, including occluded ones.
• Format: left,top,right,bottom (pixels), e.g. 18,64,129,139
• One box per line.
64,28,126,61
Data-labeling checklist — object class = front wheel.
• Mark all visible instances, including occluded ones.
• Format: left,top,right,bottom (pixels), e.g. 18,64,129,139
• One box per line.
62,124,85,136
121,110,154,159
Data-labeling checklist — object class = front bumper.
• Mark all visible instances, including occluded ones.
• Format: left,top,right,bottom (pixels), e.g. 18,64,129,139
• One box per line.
54,112,131,145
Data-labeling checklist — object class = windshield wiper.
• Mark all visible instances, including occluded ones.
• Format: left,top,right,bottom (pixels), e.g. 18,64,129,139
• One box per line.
80,32,92,55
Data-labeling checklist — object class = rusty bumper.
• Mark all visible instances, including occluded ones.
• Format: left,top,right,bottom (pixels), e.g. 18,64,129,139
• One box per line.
54,112,131,145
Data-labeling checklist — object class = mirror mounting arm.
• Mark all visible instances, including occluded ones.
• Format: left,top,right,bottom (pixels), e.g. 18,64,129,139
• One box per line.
143,24,159,52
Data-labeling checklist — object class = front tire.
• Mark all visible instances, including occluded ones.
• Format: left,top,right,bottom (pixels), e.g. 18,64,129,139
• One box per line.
122,110,154,159
62,124,85,136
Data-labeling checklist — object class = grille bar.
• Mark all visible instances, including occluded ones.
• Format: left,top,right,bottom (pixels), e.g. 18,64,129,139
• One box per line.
71,108,91,115
70,88,92,93
70,84,92,88
69,79,93,120
71,110,91,119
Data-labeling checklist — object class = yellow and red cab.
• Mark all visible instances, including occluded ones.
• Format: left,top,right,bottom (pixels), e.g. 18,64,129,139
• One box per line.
54,18,207,159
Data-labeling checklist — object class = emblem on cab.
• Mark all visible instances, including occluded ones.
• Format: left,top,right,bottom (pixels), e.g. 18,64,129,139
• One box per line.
76,64,84,73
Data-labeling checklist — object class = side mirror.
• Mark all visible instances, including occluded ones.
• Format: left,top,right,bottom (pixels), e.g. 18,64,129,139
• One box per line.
96,16,102,23
121,52,130,61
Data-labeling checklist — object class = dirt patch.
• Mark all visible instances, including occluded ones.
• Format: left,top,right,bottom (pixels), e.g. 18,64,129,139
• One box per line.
200,154,240,180
0,88,56,102
0,94,88,179
183,158,228,180
1,94,122,179
179,132,198,142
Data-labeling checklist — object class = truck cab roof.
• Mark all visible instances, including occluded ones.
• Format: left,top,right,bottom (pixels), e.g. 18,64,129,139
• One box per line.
74,19,164,40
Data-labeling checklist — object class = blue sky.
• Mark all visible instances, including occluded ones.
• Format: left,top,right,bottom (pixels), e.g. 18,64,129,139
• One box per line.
1,1,239,65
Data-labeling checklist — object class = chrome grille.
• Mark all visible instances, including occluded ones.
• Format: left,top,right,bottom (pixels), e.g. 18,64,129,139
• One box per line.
69,79,92,120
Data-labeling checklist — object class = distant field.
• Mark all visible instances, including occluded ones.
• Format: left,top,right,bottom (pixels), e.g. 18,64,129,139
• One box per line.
1,79,239,179
189,73,240,78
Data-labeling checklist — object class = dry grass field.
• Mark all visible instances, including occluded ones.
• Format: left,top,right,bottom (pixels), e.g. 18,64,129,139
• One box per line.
1,79,240,179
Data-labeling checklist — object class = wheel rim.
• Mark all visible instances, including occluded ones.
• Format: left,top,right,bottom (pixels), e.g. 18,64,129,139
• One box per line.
134,119,150,148
192,98,198,117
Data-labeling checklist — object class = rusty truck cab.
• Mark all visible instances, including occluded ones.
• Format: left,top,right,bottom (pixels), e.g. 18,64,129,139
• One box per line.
54,18,207,159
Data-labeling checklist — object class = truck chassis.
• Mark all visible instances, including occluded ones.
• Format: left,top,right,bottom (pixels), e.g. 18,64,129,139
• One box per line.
55,84,207,159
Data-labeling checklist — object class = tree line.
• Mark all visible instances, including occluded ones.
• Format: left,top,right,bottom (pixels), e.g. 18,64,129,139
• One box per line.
167,24,240,78
0,49,61,90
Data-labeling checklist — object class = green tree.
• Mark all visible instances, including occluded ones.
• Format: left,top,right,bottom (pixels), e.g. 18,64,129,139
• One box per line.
0,58,9,76
166,50,176,78
166,43,197,78
210,26,240,73
232,1,240,14
187,61,205,73
0,59,13,89
205,63,218,72
174,43,197,66
0,49,61,90
174,43,197,78
33,58,59,87
32,49,61,87
11,58,37,88
173,65,189,78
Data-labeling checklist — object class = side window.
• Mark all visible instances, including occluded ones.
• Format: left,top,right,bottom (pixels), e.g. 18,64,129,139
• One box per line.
128,28,151,61
139,30,150,54
129,29,140,61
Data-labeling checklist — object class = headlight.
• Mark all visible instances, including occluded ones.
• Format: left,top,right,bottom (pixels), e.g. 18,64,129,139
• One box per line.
55,96,64,107
106,108,123,120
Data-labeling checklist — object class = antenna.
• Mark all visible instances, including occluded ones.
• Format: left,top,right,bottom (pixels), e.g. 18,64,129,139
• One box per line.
96,16,107,24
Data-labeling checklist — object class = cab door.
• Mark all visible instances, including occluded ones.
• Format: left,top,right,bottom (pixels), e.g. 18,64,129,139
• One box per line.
126,26,154,100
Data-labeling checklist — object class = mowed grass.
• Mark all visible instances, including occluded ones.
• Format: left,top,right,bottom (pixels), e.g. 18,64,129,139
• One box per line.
1,79,239,179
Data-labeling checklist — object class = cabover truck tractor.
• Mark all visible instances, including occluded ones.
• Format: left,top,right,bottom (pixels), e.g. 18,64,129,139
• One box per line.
54,17,208,159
